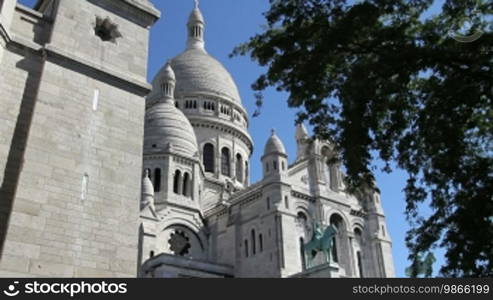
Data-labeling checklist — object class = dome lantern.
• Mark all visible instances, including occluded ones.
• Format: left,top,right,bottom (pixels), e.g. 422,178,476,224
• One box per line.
160,61,176,103
187,0,205,51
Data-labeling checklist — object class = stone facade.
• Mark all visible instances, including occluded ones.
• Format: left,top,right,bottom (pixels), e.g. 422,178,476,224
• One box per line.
0,1,395,278
0,0,159,277
138,4,395,278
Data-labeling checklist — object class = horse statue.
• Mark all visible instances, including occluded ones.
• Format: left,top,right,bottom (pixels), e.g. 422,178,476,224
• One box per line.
405,252,436,278
304,222,338,268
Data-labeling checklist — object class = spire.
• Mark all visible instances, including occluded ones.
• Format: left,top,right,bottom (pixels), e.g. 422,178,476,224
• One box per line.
160,61,176,103
187,1,205,50
295,123,309,162
295,123,309,141
141,169,155,209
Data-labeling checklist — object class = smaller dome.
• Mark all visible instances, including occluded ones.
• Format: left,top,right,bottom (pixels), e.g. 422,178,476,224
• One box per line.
145,64,198,158
264,129,287,156
142,170,154,197
145,103,199,158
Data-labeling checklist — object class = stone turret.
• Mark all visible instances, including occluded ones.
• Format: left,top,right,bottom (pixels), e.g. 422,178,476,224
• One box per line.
262,129,288,179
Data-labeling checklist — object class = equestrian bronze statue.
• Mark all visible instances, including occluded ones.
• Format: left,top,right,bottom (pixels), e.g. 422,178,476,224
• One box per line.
304,222,338,268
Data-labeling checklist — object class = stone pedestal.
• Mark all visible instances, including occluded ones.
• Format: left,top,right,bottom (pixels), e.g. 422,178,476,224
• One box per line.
290,263,342,278
140,253,234,278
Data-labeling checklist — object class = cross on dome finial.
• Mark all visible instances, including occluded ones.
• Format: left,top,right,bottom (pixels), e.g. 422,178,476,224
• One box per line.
194,0,199,9
271,129,276,135
144,169,150,178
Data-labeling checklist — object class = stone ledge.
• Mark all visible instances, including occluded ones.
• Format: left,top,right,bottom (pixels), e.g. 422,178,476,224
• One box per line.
45,44,152,96
87,0,160,28
0,22,11,46
6,35,152,96
121,0,161,20
16,3,45,19
9,33,42,51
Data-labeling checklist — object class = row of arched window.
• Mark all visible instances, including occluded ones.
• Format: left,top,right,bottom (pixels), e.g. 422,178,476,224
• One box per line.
172,97,247,128
220,105,232,116
190,25,203,38
145,168,192,198
184,100,197,109
203,101,215,111
173,170,192,198
244,229,263,258
203,143,248,184
265,160,286,173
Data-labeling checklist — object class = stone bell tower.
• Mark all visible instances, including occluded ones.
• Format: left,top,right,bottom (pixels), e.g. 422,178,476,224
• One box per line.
0,0,159,277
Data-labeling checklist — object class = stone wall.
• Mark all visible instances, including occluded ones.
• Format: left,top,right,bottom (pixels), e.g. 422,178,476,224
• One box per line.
0,0,159,277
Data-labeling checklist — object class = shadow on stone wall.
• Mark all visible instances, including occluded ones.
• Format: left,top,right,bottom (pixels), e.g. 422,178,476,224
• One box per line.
0,48,44,259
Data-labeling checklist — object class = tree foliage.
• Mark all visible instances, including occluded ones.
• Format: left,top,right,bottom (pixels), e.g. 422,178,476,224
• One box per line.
232,0,493,277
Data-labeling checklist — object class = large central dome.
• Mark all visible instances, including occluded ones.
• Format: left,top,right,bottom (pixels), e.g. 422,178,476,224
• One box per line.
169,48,241,103
150,5,242,106
145,2,254,192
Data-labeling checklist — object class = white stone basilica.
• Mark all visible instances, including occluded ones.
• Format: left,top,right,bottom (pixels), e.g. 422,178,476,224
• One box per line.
137,3,395,278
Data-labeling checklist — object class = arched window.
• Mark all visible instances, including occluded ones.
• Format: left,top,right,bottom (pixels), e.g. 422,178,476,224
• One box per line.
203,143,215,173
273,161,277,170
182,173,190,197
357,251,363,277
330,214,344,263
297,211,308,223
236,153,243,183
245,240,249,257
282,161,286,171
244,161,249,184
173,170,181,194
150,251,154,258
300,237,306,270
284,196,289,209
265,163,269,172
251,229,256,255
259,234,263,252
266,197,271,210
354,228,364,277
154,168,161,192
221,147,231,177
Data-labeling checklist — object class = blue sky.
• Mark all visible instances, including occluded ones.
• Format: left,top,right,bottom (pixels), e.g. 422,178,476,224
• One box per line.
17,0,452,277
